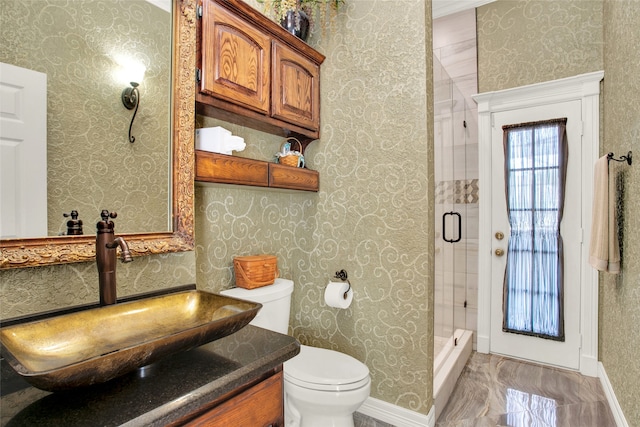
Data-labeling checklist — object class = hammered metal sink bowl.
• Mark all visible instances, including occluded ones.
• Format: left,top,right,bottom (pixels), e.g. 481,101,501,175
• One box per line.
0,291,261,391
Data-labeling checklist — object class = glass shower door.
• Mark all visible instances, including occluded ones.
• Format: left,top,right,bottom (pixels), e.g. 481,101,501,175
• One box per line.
433,55,477,357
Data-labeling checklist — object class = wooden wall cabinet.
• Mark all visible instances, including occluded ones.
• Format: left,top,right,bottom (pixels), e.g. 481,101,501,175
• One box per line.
182,371,284,427
195,0,323,192
197,0,325,145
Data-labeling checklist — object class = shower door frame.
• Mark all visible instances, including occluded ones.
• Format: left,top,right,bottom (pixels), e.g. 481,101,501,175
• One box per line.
473,71,603,377
433,56,476,345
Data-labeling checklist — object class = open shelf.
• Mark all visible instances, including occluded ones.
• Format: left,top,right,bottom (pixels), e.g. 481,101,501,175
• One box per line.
195,150,319,192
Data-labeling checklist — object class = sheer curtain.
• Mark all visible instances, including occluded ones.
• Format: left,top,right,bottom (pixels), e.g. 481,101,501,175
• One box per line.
502,118,567,340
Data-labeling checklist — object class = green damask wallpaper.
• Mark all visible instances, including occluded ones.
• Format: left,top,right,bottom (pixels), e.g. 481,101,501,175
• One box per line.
601,2,640,424
195,0,434,413
477,0,603,93
1,252,196,317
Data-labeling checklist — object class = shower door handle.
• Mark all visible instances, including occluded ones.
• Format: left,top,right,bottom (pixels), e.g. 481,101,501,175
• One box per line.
442,211,462,243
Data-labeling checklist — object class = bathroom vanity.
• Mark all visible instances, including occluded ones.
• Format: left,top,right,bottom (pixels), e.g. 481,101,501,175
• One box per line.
0,325,299,426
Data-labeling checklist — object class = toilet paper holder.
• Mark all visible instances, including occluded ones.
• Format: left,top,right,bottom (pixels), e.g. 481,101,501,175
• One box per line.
333,269,351,299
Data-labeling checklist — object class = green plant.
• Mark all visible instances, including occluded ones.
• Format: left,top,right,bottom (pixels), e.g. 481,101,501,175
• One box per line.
259,0,344,34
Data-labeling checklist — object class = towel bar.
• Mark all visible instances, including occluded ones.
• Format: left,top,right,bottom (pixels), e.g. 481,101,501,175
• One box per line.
607,151,632,165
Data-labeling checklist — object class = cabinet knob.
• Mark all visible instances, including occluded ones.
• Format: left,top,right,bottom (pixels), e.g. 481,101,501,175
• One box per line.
495,231,504,240
495,248,505,257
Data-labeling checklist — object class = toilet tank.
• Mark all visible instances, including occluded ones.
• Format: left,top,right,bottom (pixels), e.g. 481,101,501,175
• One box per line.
220,278,293,334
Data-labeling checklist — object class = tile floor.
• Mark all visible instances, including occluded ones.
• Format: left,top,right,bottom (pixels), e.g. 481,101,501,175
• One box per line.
356,352,617,427
354,412,395,427
436,352,616,427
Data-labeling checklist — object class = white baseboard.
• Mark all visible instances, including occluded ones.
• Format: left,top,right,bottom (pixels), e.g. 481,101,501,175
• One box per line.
476,334,490,354
598,362,629,427
580,354,599,377
357,397,435,427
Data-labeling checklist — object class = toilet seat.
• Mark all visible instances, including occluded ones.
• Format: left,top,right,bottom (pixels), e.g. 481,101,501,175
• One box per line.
284,345,370,392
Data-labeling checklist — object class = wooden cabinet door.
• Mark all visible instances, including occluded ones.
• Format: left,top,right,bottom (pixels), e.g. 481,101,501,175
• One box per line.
183,371,284,427
201,0,270,114
271,41,320,132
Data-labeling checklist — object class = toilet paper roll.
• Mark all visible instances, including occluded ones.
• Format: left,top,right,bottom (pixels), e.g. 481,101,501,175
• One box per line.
324,281,353,309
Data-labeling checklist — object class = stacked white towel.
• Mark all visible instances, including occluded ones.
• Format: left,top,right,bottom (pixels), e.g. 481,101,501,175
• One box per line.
588,155,620,274
195,126,246,155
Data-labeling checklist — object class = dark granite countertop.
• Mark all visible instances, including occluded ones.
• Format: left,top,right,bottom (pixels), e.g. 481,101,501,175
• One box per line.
0,325,299,426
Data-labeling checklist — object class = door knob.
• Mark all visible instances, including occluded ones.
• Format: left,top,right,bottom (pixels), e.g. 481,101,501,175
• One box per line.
495,248,505,257
495,231,504,240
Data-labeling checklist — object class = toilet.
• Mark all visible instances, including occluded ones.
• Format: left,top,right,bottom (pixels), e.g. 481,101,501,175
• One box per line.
221,278,371,427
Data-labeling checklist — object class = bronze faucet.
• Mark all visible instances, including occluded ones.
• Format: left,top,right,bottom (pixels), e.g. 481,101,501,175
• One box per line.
96,210,133,305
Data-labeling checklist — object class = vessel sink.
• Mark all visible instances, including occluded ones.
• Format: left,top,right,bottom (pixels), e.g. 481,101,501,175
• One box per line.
0,291,261,391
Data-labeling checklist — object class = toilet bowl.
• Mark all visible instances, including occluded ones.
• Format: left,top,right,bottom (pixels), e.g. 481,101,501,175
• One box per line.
284,345,370,427
220,278,371,427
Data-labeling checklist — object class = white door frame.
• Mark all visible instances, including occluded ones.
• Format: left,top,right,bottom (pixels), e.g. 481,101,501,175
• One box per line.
473,71,604,377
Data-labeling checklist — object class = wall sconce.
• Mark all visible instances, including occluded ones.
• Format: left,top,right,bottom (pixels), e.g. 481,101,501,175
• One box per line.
121,82,140,143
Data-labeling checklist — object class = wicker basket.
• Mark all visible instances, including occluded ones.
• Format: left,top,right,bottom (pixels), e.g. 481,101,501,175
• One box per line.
233,255,279,289
278,137,303,168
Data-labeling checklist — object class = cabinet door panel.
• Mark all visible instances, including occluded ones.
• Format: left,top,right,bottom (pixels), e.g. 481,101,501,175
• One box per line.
184,371,283,427
201,1,270,114
271,41,320,131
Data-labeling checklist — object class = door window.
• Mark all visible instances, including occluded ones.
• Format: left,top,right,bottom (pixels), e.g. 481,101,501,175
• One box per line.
502,118,568,340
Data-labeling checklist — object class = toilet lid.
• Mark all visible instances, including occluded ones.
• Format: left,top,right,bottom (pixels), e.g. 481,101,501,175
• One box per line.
284,345,370,392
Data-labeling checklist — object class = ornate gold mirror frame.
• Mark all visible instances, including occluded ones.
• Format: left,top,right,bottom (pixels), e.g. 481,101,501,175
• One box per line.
0,0,196,270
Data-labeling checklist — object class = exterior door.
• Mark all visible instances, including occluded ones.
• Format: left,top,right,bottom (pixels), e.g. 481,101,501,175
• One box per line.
490,100,583,369
0,62,47,238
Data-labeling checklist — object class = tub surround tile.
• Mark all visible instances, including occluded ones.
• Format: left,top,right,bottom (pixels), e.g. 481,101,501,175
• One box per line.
433,9,477,50
464,309,477,333
437,353,615,427
439,39,478,80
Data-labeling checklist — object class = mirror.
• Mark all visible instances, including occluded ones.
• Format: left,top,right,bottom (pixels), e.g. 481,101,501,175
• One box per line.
1,0,172,238
0,0,195,269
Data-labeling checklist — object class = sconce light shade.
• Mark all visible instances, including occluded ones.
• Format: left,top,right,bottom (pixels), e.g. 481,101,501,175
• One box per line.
122,82,140,143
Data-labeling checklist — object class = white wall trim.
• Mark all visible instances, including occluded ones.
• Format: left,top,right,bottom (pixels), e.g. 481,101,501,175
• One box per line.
472,71,604,376
432,0,496,19
358,398,435,427
598,362,629,427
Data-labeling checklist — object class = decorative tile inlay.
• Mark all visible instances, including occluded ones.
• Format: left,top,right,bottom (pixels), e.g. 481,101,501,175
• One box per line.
435,179,479,204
